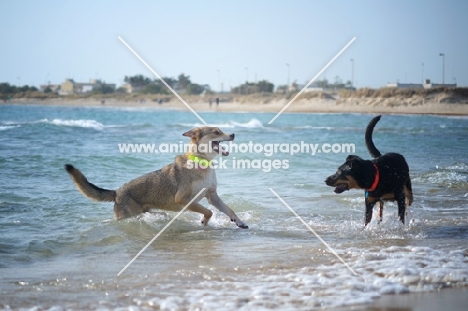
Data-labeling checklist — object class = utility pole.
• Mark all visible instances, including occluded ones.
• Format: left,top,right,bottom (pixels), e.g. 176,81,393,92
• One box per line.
350,59,354,89
439,53,445,84
244,67,249,95
286,63,290,88
421,62,424,84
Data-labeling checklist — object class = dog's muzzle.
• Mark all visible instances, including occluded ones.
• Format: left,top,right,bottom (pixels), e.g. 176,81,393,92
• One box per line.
325,175,349,194
212,134,234,156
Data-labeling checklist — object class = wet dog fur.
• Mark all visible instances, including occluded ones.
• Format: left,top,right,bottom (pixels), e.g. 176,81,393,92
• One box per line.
325,116,413,226
65,127,248,228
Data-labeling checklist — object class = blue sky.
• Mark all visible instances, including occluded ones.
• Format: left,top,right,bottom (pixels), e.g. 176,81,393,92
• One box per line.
1,0,467,90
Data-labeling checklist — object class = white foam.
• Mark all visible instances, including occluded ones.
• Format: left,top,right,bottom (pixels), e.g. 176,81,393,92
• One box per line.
415,170,467,186
232,118,263,128
128,243,468,309
180,118,264,129
42,118,105,130
0,125,19,131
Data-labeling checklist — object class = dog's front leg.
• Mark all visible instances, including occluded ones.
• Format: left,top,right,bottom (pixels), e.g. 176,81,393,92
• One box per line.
207,190,248,229
188,203,213,226
377,200,384,223
364,197,377,226
175,189,212,226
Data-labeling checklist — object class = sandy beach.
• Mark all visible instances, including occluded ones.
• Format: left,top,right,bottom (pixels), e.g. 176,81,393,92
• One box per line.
7,93,468,115
349,287,468,311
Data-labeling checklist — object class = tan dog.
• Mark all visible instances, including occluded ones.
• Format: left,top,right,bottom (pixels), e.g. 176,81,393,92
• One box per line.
65,127,248,228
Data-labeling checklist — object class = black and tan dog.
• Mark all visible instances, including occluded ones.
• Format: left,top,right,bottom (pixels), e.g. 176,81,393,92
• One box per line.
325,116,413,226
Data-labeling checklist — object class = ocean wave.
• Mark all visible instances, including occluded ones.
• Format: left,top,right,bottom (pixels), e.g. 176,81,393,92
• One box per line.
179,118,264,129
0,125,20,131
2,119,106,130
415,163,468,188
43,119,105,130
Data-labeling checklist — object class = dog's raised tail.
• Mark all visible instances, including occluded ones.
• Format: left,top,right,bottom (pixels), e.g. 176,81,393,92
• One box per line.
365,115,382,158
64,164,116,202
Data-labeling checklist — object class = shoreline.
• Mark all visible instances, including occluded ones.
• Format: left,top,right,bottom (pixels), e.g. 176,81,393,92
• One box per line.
4,96,468,116
346,287,468,311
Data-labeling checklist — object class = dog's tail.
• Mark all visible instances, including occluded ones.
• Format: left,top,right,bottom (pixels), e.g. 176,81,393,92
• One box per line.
365,115,382,158
64,164,116,202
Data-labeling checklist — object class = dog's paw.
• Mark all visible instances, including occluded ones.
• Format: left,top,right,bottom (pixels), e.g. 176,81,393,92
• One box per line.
237,223,249,229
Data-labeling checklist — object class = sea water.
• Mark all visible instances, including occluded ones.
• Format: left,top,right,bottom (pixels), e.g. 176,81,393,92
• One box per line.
1,104,467,310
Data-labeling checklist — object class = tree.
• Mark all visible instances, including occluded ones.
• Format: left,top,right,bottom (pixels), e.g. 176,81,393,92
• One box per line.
144,83,164,94
0,83,16,94
276,85,288,93
116,87,127,93
257,80,274,93
124,75,151,87
230,80,275,95
178,73,191,90
157,77,177,89
92,85,115,94
0,83,37,94
186,83,204,95
316,78,329,88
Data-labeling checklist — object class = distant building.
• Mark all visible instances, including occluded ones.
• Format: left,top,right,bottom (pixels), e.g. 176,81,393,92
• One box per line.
39,84,60,92
422,79,457,89
289,83,323,93
386,79,456,89
120,83,145,93
59,79,116,95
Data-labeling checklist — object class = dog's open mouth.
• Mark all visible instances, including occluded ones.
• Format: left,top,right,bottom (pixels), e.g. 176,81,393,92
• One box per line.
212,141,229,156
334,183,349,194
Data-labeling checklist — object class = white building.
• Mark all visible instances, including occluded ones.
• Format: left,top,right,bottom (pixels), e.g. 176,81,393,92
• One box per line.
386,79,457,89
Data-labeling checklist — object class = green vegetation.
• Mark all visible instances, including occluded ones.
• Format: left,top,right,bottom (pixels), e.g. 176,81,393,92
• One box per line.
123,73,206,95
91,84,115,95
231,80,274,94
0,83,38,95
0,82,44,100
340,87,468,98
2,75,467,103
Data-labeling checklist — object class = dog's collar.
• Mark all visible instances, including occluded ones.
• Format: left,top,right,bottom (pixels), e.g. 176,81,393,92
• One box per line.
366,163,380,192
188,154,211,170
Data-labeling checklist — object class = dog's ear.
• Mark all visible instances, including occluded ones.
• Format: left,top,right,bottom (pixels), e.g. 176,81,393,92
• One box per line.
346,155,359,161
345,155,361,170
182,128,200,139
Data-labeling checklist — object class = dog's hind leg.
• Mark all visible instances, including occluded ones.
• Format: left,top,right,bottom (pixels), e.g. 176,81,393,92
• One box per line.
113,198,147,220
405,178,413,206
396,190,407,224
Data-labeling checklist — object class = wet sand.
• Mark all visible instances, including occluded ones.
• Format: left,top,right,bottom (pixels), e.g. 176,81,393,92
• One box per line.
349,287,468,311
